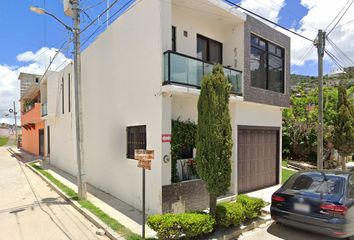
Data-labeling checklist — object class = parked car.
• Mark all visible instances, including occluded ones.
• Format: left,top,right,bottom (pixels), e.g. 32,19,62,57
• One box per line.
271,170,354,239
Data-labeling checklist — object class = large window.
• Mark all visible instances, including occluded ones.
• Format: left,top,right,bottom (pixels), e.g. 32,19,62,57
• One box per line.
197,34,222,64
250,34,284,93
126,125,146,159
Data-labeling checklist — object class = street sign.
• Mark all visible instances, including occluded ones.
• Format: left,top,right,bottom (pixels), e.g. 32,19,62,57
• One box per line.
134,149,154,160
162,134,172,143
138,159,151,170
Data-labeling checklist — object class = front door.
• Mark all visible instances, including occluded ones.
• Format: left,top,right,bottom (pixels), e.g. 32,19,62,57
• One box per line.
39,129,44,156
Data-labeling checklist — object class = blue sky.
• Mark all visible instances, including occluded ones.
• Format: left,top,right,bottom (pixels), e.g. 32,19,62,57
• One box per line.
1,0,354,123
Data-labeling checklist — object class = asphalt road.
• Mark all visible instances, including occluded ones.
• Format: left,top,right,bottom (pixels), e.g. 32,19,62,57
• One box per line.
238,221,340,240
0,147,107,240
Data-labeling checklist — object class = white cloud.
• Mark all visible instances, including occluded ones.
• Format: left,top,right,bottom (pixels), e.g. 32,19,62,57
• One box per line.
0,47,71,125
240,0,286,23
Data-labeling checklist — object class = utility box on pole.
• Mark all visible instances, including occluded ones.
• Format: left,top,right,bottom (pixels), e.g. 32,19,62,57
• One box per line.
63,0,73,17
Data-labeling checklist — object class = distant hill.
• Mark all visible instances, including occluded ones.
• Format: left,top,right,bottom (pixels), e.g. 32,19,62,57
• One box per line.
290,74,313,86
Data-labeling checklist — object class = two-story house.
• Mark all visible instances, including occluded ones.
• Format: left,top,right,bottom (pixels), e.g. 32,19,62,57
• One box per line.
19,73,46,155
39,0,290,215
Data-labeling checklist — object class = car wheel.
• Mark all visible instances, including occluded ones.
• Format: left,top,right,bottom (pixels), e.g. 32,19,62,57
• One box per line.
348,235,354,240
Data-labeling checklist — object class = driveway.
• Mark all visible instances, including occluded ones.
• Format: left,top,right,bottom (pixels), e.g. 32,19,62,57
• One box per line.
0,147,107,240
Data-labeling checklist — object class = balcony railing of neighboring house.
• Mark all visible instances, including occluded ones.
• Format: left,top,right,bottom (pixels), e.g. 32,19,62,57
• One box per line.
163,50,242,95
41,103,47,117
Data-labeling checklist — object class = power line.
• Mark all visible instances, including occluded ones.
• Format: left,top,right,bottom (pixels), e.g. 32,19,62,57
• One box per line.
0,35,43,48
327,37,354,66
327,0,354,36
325,0,351,32
81,0,136,47
223,0,314,42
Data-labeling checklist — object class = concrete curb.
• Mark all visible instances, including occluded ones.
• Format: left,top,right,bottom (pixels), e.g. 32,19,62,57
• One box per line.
209,215,273,240
25,163,124,240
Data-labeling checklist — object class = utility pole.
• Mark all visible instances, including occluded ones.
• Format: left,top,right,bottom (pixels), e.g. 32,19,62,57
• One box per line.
72,0,87,200
13,101,18,148
316,29,325,169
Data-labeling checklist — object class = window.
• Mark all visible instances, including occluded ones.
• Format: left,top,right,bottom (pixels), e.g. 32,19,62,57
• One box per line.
250,34,284,93
61,77,64,114
172,26,176,51
126,125,146,159
35,77,39,83
197,34,222,64
68,73,71,112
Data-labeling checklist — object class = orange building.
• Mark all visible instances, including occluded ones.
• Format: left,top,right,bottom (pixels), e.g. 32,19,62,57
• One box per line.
19,73,46,156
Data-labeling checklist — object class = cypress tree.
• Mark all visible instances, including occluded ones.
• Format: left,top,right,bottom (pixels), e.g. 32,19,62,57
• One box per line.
196,64,234,216
332,85,354,167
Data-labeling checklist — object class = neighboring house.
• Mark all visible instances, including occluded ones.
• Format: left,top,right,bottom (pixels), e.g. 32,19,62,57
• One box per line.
38,0,290,215
326,80,341,87
18,73,46,155
328,68,344,78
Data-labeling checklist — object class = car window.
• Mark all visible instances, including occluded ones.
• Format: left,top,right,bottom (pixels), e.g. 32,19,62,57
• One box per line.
284,173,344,195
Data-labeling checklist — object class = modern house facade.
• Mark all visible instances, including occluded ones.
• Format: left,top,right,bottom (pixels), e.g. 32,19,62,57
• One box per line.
39,0,290,215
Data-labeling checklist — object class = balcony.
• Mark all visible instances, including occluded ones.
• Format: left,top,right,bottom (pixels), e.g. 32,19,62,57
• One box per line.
163,51,242,95
41,103,47,117
22,102,42,127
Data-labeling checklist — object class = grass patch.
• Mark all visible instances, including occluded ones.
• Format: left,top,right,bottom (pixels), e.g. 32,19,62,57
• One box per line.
282,160,287,167
0,137,9,146
282,168,295,184
29,163,146,240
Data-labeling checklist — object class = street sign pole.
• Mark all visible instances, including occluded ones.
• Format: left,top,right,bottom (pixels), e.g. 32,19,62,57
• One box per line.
134,149,153,239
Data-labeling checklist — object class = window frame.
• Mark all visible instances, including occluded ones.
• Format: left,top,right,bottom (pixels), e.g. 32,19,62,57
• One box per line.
68,73,71,112
250,34,285,93
197,34,223,65
126,125,147,159
172,26,176,52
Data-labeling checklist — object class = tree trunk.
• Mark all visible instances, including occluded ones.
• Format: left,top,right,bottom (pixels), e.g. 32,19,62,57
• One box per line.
209,193,217,216
342,156,347,171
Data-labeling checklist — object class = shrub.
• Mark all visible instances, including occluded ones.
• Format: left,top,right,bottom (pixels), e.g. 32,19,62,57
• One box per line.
215,202,245,228
147,213,214,239
236,195,265,219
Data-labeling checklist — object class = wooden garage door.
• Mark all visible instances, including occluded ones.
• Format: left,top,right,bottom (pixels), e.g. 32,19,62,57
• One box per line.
238,128,279,193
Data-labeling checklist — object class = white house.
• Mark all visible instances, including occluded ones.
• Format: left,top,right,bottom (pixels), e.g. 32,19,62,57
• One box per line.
39,0,290,215
328,68,344,78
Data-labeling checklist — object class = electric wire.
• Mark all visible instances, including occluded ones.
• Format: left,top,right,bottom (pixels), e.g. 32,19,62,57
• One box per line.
81,0,135,47
327,0,354,36
325,0,351,32
327,37,354,66
223,0,314,42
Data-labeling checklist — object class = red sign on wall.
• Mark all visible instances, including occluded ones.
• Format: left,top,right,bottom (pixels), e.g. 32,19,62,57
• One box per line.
162,134,172,143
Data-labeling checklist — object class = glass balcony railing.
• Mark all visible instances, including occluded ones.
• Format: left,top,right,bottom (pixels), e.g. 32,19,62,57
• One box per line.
164,51,242,95
41,103,47,117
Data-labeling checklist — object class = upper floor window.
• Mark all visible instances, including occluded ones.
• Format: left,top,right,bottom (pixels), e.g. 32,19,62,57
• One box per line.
250,34,284,93
172,26,176,52
197,34,222,64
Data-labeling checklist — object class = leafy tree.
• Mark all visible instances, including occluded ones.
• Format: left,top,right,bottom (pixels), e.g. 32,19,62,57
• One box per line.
332,85,354,170
196,64,233,216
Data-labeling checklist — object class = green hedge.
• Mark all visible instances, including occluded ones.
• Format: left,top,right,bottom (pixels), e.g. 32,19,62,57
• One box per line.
236,195,265,220
215,202,245,228
147,213,214,239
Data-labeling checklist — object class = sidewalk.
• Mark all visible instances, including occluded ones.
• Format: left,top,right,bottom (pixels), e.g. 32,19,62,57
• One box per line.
8,147,280,240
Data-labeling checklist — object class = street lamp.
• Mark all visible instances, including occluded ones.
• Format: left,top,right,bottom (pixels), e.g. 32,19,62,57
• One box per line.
30,2,87,200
